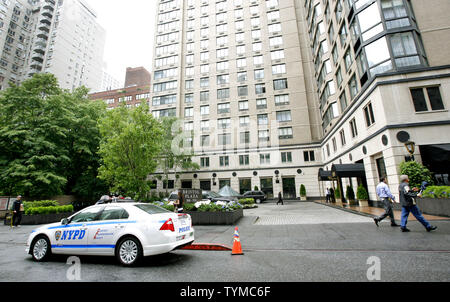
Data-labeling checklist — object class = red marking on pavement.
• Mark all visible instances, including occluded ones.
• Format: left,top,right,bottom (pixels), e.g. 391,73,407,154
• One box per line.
180,243,232,251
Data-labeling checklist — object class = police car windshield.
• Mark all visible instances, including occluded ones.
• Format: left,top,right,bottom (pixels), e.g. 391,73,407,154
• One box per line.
134,204,172,214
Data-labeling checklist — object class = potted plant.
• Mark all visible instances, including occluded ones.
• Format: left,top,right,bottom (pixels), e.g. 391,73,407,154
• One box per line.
300,184,307,201
356,184,369,207
335,187,342,205
346,186,357,205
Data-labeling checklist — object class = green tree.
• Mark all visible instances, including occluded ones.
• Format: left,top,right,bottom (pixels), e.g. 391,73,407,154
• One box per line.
399,161,433,188
98,104,163,199
356,184,369,200
346,186,355,201
0,74,106,198
300,184,306,197
158,117,199,193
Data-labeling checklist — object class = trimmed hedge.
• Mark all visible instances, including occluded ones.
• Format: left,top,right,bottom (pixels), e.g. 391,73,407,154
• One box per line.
24,200,59,211
423,186,450,199
25,205,74,216
238,198,255,205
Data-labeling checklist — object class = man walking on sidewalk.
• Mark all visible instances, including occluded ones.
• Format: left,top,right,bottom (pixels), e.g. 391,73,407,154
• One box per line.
398,175,437,233
12,195,24,228
373,177,400,227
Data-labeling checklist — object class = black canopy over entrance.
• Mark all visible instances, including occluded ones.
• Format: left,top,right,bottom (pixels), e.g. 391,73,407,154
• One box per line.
331,164,366,178
318,168,333,181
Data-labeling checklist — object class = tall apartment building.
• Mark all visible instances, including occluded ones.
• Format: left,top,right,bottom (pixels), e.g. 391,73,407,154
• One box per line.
0,0,106,92
152,0,450,201
151,0,323,198
303,0,450,200
0,0,37,89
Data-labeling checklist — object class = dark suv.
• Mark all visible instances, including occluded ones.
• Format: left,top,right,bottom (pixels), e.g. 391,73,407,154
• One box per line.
242,191,266,204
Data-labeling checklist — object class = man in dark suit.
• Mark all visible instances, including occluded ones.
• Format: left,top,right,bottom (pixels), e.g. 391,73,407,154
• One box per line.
398,175,437,233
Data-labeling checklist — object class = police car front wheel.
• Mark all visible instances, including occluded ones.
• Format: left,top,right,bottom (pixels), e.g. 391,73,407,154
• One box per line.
31,236,51,262
116,236,143,266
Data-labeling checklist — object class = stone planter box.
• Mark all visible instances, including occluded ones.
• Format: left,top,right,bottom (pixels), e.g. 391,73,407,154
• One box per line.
358,199,369,207
186,209,243,225
16,212,74,225
300,196,307,201
416,198,450,217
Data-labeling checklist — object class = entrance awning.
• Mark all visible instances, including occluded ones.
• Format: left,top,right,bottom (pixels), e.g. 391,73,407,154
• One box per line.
318,168,333,181
331,164,366,178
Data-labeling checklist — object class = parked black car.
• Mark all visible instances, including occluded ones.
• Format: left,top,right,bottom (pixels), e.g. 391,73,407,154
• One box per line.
242,191,266,203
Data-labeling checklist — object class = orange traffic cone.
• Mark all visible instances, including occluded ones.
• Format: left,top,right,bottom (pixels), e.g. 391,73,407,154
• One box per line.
231,227,244,255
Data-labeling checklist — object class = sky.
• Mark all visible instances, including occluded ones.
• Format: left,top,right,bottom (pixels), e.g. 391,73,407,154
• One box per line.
84,0,156,86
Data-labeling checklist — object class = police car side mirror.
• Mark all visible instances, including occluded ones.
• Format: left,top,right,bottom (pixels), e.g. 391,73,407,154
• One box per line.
61,218,69,225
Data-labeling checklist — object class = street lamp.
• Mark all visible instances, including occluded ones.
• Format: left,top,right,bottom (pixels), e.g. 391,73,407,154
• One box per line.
404,141,415,161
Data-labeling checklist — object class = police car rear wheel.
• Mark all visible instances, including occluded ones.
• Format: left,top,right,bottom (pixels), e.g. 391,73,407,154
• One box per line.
116,237,142,266
31,236,51,262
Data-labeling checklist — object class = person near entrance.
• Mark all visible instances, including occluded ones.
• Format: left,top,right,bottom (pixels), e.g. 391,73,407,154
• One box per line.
373,177,399,227
174,191,185,213
329,188,335,203
12,195,24,228
325,188,331,203
398,175,437,233
276,191,284,205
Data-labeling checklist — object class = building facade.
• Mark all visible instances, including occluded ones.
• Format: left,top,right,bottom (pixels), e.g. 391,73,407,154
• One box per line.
151,0,324,198
89,66,151,110
305,0,450,200
125,66,151,88
0,0,105,92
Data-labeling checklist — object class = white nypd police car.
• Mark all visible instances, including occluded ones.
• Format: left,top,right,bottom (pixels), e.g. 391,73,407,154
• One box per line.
26,203,194,266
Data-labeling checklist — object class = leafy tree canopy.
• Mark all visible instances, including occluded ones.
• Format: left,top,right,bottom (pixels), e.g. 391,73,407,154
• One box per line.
0,73,107,199
98,104,163,200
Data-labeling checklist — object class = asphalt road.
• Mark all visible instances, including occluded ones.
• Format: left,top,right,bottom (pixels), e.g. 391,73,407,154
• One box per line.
0,202,449,282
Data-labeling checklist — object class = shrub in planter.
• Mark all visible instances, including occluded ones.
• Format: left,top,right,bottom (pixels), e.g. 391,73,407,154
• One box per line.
423,186,450,199
335,187,341,199
254,186,259,191
25,205,74,216
183,203,197,212
300,184,307,200
24,200,59,211
238,198,256,209
399,161,433,188
346,186,356,203
356,185,369,207
238,198,255,205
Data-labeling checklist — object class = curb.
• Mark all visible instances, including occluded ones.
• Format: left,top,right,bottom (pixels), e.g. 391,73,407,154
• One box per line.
314,201,376,218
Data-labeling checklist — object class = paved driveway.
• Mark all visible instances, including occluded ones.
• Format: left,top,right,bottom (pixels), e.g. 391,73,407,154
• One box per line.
0,202,449,282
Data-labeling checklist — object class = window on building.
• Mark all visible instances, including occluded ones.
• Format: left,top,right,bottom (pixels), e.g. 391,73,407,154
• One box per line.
281,152,292,163
276,110,292,122
256,98,267,109
275,94,289,106
274,78,288,90
410,86,445,112
218,133,231,146
303,150,315,162
238,85,248,96
218,102,230,114
200,157,210,167
240,131,250,144
201,135,210,147
255,84,266,95
260,153,271,164
239,155,250,165
239,101,249,111
220,156,229,167
363,102,376,127
349,118,358,138
240,115,250,126
340,129,346,146
279,127,293,139
200,105,210,115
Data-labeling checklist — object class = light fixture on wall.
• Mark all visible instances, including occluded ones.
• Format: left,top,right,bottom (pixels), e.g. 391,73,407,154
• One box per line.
404,141,416,161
